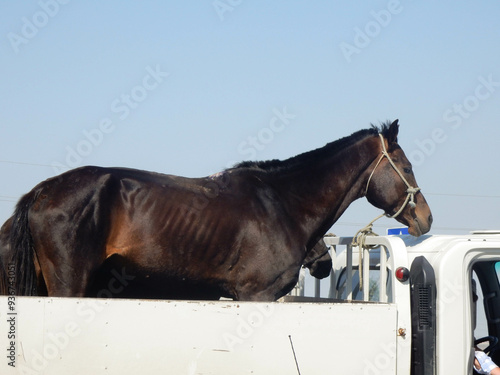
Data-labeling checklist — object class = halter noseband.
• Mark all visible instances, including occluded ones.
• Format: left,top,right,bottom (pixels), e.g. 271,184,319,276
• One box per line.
365,133,421,219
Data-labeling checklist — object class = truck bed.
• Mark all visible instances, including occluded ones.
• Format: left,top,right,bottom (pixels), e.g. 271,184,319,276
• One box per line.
1,296,399,374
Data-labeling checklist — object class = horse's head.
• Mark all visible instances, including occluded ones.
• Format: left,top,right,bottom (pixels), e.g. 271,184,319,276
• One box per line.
365,120,433,237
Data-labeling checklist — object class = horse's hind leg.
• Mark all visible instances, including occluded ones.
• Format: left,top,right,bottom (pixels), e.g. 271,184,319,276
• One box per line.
28,174,113,297
27,208,108,297
34,254,48,296
33,240,104,297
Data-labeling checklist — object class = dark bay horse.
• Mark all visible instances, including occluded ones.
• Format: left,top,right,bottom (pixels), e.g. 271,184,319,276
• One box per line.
4,120,432,300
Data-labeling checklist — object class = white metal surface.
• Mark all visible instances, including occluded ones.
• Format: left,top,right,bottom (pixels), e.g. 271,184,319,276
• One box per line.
409,235,500,375
4,233,498,374
296,235,413,375
328,236,411,374
0,297,398,375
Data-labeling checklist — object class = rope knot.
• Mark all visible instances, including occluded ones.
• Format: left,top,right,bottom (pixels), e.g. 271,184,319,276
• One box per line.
406,187,420,208
351,222,380,292
407,187,420,195
351,216,382,249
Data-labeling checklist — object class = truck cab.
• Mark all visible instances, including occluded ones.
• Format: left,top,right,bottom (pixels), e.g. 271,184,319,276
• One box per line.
316,231,500,375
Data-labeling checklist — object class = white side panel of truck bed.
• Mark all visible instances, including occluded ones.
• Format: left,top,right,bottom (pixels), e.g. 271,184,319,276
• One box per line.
0,297,399,375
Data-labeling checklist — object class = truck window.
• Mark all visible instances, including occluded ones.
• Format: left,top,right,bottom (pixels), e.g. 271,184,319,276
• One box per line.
495,262,500,285
473,271,488,340
472,261,500,359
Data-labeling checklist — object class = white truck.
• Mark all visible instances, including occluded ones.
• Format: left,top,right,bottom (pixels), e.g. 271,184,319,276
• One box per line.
1,231,500,374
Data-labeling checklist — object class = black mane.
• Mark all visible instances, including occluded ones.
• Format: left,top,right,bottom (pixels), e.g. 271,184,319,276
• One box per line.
232,122,394,173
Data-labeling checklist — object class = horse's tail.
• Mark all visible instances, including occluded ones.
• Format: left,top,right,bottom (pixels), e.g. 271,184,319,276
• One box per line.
9,189,41,296
0,218,11,295
0,244,7,295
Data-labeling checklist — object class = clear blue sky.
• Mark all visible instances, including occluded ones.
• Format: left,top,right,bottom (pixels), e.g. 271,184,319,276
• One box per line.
1,1,499,236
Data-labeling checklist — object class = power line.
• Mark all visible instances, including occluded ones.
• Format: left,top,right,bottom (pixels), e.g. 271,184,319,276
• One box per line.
0,160,54,168
0,195,18,202
0,160,499,199
426,192,500,199
335,220,493,233
1,160,498,200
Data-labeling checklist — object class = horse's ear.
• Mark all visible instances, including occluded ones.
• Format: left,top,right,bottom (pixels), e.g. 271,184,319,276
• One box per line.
386,119,399,144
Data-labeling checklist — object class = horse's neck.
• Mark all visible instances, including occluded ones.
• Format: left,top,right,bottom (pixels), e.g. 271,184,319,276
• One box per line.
271,136,379,241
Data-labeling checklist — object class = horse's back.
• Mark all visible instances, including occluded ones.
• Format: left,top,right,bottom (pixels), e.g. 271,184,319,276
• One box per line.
25,165,197,214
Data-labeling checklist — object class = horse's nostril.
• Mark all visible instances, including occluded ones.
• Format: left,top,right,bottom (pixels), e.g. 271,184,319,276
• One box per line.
428,214,433,225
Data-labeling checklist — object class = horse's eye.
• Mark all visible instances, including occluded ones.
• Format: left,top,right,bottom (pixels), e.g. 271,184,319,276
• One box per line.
403,167,412,174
